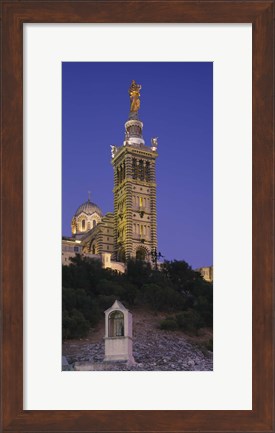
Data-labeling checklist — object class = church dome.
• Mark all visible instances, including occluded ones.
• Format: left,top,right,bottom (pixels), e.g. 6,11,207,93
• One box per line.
75,199,103,217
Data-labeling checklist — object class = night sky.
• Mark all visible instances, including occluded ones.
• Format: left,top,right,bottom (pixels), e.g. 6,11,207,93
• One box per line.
62,62,213,269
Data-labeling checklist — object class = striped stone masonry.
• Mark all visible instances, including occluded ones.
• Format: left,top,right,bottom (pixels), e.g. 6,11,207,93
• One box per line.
125,155,134,259
112,143,158,262
149,160,157,252
113,164,119,260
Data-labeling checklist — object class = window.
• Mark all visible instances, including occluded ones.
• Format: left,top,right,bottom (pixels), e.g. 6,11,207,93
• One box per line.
138,160,144,180
145,161,150,181
74,246,79,252
108,311,124,337
82,219,85,230
136,247,146,261
93,220,96,228
132,158,138,179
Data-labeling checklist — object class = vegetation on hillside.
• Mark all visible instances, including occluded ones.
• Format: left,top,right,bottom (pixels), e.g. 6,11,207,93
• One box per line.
62,256,213,340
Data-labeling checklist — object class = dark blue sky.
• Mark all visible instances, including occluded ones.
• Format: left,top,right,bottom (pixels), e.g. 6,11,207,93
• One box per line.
62,62,213,269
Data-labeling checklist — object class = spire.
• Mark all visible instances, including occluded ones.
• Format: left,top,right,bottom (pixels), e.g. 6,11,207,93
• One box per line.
88,191,91,202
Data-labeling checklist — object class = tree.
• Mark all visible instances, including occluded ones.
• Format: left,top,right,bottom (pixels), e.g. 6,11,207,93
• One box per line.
62,255,213,340
161,260,203,293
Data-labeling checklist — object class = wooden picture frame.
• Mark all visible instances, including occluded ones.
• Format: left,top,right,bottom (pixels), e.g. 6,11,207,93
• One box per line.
1,1,274,432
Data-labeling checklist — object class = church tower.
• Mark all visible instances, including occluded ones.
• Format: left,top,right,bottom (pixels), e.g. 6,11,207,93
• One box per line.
111,81,158,262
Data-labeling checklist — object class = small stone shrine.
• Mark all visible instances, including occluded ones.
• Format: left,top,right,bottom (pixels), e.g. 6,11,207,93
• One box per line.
104,300,135,364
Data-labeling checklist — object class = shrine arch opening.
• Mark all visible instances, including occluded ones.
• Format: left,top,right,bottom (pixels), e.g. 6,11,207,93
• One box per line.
108,310,124,337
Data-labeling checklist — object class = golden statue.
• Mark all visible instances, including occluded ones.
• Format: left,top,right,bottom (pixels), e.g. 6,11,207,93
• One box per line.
129,80,142,113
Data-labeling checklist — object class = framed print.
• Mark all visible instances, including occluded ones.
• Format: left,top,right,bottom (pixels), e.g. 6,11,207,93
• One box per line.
24,24,249,411
1,1,274,432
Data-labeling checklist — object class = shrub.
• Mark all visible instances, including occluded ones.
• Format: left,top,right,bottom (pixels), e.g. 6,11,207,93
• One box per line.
62,257,213,340
142,283,185,311
84,300,101,327
176,309,203,334
62,308,90,339
160,317,178,331
122,282,138,306
206,338,213,352
62,287,101,328
62,287,77,311
97,294,117,310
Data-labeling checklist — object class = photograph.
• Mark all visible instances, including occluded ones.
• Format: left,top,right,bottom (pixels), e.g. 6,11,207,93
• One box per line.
62,62,213,371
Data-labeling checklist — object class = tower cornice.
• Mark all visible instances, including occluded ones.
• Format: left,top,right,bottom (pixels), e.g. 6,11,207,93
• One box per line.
113,179,157,194
112,145,158,165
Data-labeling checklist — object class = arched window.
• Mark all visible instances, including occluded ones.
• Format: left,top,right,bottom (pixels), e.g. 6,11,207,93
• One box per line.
82,219,85,230
108,311,124,337
132,158,138,179
145,161,150,181
136,247,146,261
93,220,96,228
92,244,96,254
138,160,144,180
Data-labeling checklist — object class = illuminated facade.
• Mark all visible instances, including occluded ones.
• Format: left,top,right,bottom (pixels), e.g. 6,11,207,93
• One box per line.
62,81,158,267
71,198,103,240
111,80,158,261
196,266,213,282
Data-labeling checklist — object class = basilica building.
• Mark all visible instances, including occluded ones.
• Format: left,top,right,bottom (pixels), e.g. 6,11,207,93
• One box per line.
62,80,158,271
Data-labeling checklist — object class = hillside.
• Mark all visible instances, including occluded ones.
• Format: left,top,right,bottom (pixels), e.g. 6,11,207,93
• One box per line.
63,308,213,371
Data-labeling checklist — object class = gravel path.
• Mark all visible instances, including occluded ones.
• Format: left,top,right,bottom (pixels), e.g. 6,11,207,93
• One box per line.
63,310,213,371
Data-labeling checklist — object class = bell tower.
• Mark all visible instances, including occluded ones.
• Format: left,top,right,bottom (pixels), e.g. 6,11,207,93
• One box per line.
111,81,158,262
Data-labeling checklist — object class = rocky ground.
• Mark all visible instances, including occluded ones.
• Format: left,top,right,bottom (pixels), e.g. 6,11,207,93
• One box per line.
63,309,213,371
